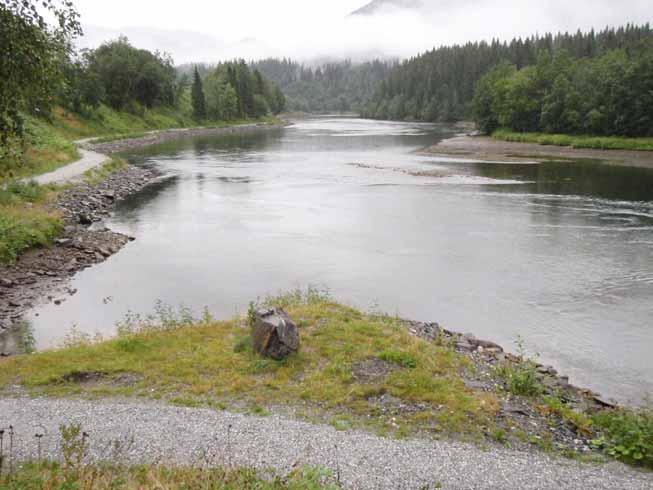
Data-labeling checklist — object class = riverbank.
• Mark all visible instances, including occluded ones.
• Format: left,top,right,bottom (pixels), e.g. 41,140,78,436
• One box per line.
1,291,651,482
0,121,288,354
425,134,653,169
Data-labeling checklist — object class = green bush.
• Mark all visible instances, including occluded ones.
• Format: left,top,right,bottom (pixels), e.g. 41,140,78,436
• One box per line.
0,207,62,264
591,408,653,468
495,360,543,397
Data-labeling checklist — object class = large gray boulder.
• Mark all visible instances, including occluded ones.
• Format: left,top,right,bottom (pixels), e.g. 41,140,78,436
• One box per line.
251,308,299,360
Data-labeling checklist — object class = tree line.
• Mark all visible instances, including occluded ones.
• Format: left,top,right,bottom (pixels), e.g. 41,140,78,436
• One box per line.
1,0,284,169
189,61,286,121
362,24,653,136
473,43,653,137
250,58,396,113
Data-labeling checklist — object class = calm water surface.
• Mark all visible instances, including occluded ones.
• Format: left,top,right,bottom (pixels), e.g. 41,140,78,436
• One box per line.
28,117,653,404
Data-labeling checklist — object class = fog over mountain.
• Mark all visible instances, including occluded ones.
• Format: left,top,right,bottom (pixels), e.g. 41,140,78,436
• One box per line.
77,0,652,63
350,0,424,16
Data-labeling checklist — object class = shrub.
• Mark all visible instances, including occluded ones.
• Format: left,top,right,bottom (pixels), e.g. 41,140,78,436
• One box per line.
0,206,62,263
591,408,653,468
495,360,543,397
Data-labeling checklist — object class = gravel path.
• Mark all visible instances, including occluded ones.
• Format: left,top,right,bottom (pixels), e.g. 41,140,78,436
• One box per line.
26,148,109,185
1,398,650,489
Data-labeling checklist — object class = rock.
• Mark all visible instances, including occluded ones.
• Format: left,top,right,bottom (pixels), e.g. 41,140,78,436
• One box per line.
593,395,618,409
0,278,14,288
455,340,474,352
78,213,93,225
466,337,503,351
55,238,72,247
97,247,112,258
102,190,116,200
251,308,299,360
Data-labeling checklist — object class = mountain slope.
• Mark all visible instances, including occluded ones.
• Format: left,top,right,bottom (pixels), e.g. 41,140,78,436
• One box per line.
350,0,423,16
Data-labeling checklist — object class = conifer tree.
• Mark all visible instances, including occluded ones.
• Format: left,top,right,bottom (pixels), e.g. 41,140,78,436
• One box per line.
191,67,206,120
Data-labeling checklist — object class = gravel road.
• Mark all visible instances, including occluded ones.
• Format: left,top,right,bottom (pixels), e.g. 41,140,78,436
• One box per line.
26,148,109,185
0,397,650,489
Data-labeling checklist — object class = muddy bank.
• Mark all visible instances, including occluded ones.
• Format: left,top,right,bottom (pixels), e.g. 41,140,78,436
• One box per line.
84,122,287,154
426,135,653,169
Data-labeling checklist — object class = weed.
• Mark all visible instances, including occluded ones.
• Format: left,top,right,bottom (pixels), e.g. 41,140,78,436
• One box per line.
591,407,653,468
494,337,543,397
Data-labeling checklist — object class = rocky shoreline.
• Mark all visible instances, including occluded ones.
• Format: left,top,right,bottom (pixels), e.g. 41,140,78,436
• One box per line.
0,165,161,355
1,122,288,356
83,122,287,154
401,319,619,453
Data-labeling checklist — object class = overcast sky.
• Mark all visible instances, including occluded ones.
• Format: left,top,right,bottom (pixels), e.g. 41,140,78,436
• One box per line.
75,0,652,64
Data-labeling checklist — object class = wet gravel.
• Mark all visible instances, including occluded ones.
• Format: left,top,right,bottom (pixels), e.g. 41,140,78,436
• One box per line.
1,397,650,489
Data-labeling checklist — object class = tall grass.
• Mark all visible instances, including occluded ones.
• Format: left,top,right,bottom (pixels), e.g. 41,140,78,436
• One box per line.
0,182,62,264
492,129,653,151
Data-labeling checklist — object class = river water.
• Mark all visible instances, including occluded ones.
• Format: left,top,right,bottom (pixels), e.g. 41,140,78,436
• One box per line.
28,117,653,404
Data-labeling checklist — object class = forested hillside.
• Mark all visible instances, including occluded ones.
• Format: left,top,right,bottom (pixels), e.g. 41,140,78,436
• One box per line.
1,3,283,181
362,24,653,134
251,59,396,113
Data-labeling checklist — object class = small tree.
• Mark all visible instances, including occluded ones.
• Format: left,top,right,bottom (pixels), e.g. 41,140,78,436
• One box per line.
191,67,206,120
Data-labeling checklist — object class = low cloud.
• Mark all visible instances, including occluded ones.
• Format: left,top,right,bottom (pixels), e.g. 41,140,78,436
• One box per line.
78,0,652,64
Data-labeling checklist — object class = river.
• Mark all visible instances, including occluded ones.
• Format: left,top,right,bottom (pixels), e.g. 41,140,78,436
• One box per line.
27,117,653,404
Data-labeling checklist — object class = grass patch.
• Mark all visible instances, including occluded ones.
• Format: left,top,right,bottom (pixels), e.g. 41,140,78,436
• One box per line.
0,182,62,264
0,461,337,489
83,156,128,185
377,350,417,369
492,129,653,151
0,117,79,182
0,293,498,438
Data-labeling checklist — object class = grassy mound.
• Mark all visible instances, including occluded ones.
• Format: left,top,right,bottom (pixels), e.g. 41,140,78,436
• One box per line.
0,292,498,439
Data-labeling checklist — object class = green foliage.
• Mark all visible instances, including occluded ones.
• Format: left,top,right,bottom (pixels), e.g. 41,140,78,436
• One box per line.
591,408,653,468
0,462,339,489
378,350,417,369
0,0,81,151
495,338,543,397
251,58,391,113
364,24,653,129
233,335,252,353
191,66,206,120
492,129,653,151
473,40,653,137
84,37,177,111
542,396,593,436
0,182,62,263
